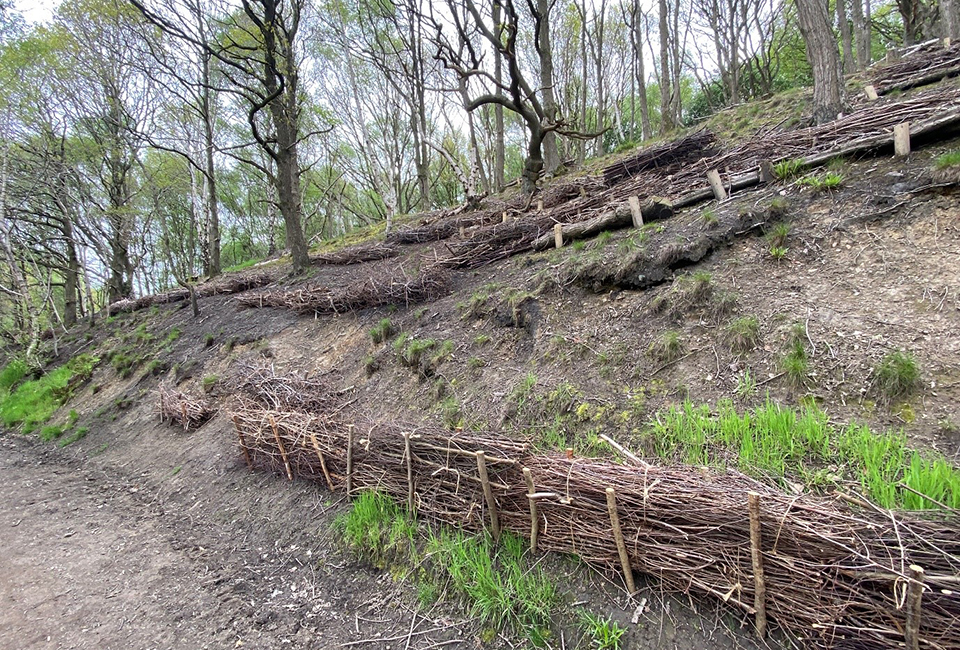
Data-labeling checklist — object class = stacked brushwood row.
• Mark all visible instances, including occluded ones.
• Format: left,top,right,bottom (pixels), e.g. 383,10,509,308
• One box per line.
236,264,450,315
225,365,960,650
108,272,274,315
873,41,960,93
310,243,398,266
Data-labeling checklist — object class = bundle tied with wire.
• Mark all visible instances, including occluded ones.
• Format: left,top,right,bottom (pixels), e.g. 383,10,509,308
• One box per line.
228,369,960,650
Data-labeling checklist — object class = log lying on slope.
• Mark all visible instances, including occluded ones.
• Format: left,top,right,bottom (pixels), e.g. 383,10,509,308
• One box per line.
108,272,275,315
873,41,960,94
602,130,718,186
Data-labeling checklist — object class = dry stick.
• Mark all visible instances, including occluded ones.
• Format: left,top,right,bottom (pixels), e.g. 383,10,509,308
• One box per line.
180,402,189,431
523,467,539,553
346,424,355,497
605,487,636,594
310,431,335,491
599,434,646,466
476,451,501,539
748,491,768,639
403,432,415,514
232,415,254,468
269,416,293,481
904,565,925,650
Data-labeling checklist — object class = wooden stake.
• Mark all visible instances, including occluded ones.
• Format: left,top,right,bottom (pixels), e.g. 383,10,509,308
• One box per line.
309,431,335,491
268,416,293,481
180,402,189,431
864,84,879,101
232,415,253,469
502,211,508,223
565,447,574,460
894,122,911,157
945,37,952,49
523,467,539,553
706,169,727,200
476,451,500,539
346,424,355,497
628,195,643,228
554,223,563,248
758,160,776,184
748,492,768,639
537,199,544,212
403,431,415,514
606,488,636,594
459,225,465,238
905,564,925,650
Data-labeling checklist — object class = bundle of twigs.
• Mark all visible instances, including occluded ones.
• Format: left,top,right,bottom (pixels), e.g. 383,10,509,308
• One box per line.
236,264,449,315
385,208,503,244
873,41,960,93
602,130,719,185
108,273,275,315
228,367,960,650
310,243,398,266
227,360,339,412
157,383,215,431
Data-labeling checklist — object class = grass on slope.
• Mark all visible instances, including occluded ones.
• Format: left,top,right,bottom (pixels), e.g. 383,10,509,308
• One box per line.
0,354,98,433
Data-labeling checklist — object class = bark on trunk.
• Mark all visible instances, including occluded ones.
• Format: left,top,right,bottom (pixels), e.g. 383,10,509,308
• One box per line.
659,0,675,134
837,0,856,73
796,0,845,124
851,0,870,69
492,0,505,190
537,0,561,175
202,54,221,278
943,0,960,39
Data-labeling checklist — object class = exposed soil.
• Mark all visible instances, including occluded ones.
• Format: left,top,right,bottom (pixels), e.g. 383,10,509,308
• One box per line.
6,113,960,649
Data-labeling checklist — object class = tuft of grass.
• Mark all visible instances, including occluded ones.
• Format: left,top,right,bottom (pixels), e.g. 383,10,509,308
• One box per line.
766,197,790,218
648,330,683,363
724,316,761,353
700,208,718,227
797,171,844,191
0,359,28,393
203,333,216,348
165,327,182,344
467,356,485,370
579,610,626,650
369,318,395,344
934,150,960,169
59,426,90,447
334,491,416,566
782,340,808,387
874,350,921,402
0,354,98,434
767,222,790,248
649,400,960,509
735,369,756,398
473,334,491,346
201,375,219,393
769,245,789,261
774,158,805,180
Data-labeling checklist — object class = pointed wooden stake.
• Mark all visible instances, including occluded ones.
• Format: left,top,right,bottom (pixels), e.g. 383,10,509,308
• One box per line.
232,415,253,469
706,169,727,200
554,223,563,248
628,195,643,228
748,492,768,639
269,416,293,481
894,122,911,157
476,451,500,539
309,431,335,491
606,487,636,594
523,467,539,553
403,431,415,514
346,424,355,497
905,564,925,650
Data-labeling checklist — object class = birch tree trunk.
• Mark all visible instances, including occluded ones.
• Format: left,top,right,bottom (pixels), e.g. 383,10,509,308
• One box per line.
796,0,845,123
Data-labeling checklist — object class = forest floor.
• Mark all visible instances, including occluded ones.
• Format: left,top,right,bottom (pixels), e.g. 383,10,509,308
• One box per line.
4,80,960,648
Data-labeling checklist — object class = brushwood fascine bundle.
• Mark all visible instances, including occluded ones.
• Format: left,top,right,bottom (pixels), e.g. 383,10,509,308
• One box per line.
228,367,960,650
157,383,215,431
108,272,274,315
310,243,398,266
236,264,449,315
873,41,960,93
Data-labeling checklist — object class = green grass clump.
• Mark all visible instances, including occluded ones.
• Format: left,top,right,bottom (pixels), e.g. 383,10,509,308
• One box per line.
724,316,761,353
648,400,960,509
934,150,960,169
874,350,921,402
0,354,98,433
335,491,416,566
797,171,844,191
774,158,805,180
0,359,28,393
579,610,626,650
782,340,808,387
700,208,718,226
369,318,395,344
767,222,790,248
201,375,219,392
648,330,684,363
165,327,182,344
59,426,90,447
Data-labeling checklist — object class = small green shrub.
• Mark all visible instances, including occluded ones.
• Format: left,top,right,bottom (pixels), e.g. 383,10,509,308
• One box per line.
782,340,808,387
369,318,395,344
165,327,182,344
648,330,684,363
203,333,215,348
725,316,761,353
934,150,960,169
874,351,921,402
579,610,626,650
201,375,219,393
797,171,844,191
769,245,789,261
467,356,485,370
0,359,28,393
774,158,805,180
473,334,491,346
59,426,89,447
767,223,790,248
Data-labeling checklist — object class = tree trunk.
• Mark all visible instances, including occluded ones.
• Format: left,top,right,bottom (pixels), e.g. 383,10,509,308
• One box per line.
837,0,856,73
659,0,674,134
201,51,221,278
63,219,79,329
634,4,652,140
522,125,545,196
492,0,505,190
851,0,870,69
898,0,922,44
796,0,845,123
578,1,589,164
537,0,561,175
943,0,960,39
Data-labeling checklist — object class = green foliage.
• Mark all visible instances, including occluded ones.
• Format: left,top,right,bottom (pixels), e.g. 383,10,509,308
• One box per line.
369,317,395,344
648,330,684,363
724,316,761,353
874,351,921,402
934,150,960,169
0,354,98,434
649,400,960,509
467,356,485,370
509,373,538,412
202,375,219,392
735,370,757,398
769,245,789,261
59,426,90,447
0,359,28,393
203,333,216,348
767,223,790,248
700,208,718,226
165,327,182,344
335,491,416,566
774,158,805,180
797,171,844,190
473,334,491,346
579,610,626,650
782,340,808,387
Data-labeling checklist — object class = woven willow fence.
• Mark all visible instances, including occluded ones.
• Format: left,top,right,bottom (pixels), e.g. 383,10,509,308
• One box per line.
216,366,959,649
